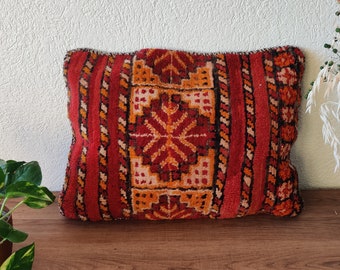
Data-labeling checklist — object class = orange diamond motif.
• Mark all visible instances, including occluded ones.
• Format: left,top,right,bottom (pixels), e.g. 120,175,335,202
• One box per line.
130,93,215,182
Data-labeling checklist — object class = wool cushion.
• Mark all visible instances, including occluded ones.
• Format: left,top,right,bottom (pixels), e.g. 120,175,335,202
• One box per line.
59,46,305,221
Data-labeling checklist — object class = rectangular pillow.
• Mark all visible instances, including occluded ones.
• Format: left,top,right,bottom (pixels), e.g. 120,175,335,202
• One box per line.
59,46,305,221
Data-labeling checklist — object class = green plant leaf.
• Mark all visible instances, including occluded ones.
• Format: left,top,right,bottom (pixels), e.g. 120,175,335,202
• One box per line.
3,174,14,191
3,161,26,187
13,161,42,186
4,161,25,175
0,243,35,270
0,220,28,243
0,168,5,190
0,159,6,171
23,187,56,209
6,182,54,203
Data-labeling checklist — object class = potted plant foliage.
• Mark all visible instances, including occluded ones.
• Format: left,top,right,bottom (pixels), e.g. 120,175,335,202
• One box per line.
0,159,55,269
306,1,340,172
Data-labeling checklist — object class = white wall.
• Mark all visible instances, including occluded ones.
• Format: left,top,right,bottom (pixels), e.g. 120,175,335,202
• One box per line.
1,0,339,191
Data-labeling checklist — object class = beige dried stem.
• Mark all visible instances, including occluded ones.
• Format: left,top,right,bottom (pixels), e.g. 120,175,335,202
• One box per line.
306,4,340,172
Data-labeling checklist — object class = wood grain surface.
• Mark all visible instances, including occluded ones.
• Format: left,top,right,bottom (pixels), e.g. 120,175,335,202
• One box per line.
6,190,340,270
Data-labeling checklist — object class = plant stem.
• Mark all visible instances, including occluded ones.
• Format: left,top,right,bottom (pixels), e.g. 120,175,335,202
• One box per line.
0,197,8,218
0,199,25,221
0,238,7,245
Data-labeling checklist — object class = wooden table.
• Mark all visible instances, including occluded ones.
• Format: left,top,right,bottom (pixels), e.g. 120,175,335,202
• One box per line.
8,190,340,270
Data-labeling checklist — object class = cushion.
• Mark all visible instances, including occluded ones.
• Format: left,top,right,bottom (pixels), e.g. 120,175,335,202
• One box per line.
59,46,305,221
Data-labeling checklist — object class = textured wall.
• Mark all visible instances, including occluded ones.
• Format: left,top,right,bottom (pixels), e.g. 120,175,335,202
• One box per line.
1,0,339,190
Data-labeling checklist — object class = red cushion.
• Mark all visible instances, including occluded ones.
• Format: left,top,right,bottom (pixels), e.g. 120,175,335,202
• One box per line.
59,47,305,221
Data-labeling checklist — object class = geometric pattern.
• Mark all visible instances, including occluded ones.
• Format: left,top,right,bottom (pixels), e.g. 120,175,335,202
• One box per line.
238,54,256,217
59,46,305,221
129,50,216,219
98,55,115,220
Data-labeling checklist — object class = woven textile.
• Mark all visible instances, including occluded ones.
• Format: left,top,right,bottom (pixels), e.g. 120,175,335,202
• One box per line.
59,46,305,221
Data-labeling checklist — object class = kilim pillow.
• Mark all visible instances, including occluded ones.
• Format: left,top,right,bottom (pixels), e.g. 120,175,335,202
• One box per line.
59,46,305,221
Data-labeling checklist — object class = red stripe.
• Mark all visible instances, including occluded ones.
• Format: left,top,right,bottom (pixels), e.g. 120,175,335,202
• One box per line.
62,51,88,219
107,55,127,219
220,54,245,218
248,52,271,215
84,55,108,221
